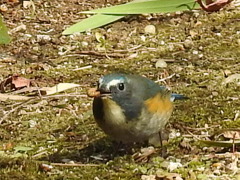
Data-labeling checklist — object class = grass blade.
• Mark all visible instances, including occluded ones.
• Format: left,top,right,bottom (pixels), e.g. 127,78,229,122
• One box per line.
84,0,199,14
63,0,199,34
63,14,125,35
0,16,11,44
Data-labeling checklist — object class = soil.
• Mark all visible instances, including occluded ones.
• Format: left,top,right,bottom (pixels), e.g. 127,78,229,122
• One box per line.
0,0,240,179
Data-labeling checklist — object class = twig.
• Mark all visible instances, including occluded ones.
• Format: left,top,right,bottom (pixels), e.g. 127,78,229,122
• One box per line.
181,125,220,131
0,98,35,124
185,130,202,140
113,45,143,52
51,163,100,167
76,50,126,58
41,94,88,99
0,94,88,124
155,73,176,83
10,87,41,94
32,151,48,158
72,65,92,71
205,152,240,158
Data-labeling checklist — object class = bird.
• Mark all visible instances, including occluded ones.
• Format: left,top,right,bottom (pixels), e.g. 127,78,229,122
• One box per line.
91,73,187,145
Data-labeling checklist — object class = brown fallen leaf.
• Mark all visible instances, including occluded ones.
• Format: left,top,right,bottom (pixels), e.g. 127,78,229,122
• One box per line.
223,130,240,139
0,74,32,93
12,74,31,88
133,146,156,162
2,142,14,151
196,0,232,12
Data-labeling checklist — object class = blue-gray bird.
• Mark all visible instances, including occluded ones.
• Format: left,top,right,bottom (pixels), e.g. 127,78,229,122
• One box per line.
91,73,187,144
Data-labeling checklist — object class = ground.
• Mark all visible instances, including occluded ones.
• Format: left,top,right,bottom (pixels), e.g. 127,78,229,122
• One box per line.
0,0,240,179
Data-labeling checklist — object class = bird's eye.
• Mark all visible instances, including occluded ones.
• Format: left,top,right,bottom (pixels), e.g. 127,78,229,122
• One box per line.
118,83,125,91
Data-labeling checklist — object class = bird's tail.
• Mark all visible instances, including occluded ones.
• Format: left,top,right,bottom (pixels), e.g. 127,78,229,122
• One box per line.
170,93,188,101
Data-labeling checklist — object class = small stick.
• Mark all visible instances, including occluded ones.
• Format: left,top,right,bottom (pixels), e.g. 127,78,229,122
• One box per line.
72,65,92,71
155,73,176,83
51,163,100,167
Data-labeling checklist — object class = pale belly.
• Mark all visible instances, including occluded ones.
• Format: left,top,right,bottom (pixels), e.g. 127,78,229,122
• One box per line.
95,98,172,142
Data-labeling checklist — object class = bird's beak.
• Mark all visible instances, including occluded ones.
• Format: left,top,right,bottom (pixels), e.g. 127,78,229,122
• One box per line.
87,85,111,98
97,83,111,98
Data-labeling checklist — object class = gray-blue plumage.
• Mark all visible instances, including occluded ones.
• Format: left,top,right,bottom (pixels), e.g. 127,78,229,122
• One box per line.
92,73,187,143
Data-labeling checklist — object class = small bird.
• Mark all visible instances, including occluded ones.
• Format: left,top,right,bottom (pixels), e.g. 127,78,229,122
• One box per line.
90,73,187,144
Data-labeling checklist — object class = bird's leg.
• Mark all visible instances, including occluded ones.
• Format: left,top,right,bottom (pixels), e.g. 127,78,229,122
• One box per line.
159,131,167,157
159,131,163,149
158,131,164,156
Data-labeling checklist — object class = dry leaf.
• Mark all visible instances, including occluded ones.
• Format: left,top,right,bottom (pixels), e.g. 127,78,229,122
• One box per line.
156,170,183,180
42,83,80,95
141,175,156,180
222,74,240,85
223,131,240,139
133,146,156,162
196,0,232,12
167,162,183,172
0,74,32,93
0,93,31,101
12,75,31,88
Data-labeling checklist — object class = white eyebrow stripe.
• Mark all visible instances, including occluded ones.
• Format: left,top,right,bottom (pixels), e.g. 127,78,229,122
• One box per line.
106,79,122,89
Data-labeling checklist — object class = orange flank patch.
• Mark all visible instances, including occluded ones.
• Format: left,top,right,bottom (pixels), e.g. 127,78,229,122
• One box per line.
144,93,173,113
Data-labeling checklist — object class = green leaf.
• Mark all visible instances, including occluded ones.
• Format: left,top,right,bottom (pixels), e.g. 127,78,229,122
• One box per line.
84,0,199,14
0,16,11,44
63,0,199,34
14,146,33,153
62,14,124,35
200,140,240,148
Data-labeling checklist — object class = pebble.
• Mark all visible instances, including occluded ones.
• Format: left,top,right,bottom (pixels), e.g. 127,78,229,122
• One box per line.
183,39,193,49
144,25,156,34
155,59,167,68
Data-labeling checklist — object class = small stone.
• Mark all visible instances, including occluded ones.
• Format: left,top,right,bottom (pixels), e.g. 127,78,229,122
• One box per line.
81,41,88,46
11,24,27,33
184,39,194,49
144,25,156,34
0,4,8,12
36,35,51,42
212,91,218,96
29,120,37,128
155,59,167,68
192,50,198,55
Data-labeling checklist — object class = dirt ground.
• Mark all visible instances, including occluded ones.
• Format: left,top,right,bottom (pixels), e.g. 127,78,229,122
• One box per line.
0,0,240,179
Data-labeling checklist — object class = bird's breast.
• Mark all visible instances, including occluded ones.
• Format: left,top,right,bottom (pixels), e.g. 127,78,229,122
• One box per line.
93,94,174,142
